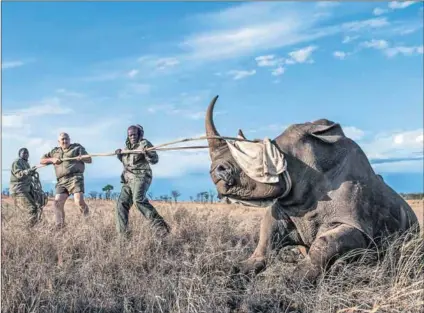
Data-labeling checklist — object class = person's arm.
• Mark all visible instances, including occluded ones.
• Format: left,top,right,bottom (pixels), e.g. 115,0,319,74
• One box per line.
78,145,92,163
40,149,62,165
11,160,33,179
115,148,123,162
142,139,158,165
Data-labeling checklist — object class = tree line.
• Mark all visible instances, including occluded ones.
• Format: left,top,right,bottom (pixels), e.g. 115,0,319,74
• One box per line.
1,184,218,203
3,186,423,203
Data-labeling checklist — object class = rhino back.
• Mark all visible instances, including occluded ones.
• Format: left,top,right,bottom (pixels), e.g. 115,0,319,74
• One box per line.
272,121,418,245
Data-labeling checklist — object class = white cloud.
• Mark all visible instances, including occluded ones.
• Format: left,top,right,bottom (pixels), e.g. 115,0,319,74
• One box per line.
2,115,25,128
287,45,318,64
153,150,210,178
342,17,389,32
373,7,388,16
127,69,139,78
180,3,339,61
147,104,174,114
360,128,423,161
2,60,25,70
255,55,284,67
119,83,151,98
82,72,122,82
271,66,285,76
390,22,423,35
372,160,423,173
357,39,422,58
316,1,340,8
156,57,180,70
1,101,85,184
384,45,423,57
342,35,360,44
227,69,256,80
2,98,73,130
357,128,424,173
246,124,288,135
137,55,180,73
388,1,417,10
333,51,348,60
129,83,151,94
344,126,366,140
393,134,404,144
360,39,390,50
56,88,85,98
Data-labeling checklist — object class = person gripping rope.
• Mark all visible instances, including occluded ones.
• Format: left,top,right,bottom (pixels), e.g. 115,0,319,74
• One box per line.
40,132,92,229
114,124,170,237
10,148,43,227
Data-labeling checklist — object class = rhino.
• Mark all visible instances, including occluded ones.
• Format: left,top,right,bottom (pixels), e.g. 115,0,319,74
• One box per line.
205,95,420,282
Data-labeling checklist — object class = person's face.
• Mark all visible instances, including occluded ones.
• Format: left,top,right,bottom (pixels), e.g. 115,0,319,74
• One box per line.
19,149,29,161
58,134,71,149
128,128,139,144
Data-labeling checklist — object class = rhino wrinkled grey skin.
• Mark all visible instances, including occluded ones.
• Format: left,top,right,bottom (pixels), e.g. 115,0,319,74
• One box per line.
205,95,420,283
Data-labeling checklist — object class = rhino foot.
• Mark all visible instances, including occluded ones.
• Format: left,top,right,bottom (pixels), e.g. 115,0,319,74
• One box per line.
234,257,267,276
287,259,321,286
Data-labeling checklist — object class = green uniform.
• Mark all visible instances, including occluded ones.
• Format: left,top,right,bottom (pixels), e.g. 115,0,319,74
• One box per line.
115,138,169,234
9,158,40,227
41,143,88,195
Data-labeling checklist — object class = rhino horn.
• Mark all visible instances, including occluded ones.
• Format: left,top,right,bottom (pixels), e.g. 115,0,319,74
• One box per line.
237,129,247,140
205,95,227,159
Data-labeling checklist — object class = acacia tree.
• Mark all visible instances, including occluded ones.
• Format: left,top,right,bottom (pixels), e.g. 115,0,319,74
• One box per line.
171,190,181,203
203,192,209,203
163,195,172,202
208,190,215,203
89,191,98,200
102,184,114,200
111,192,119,200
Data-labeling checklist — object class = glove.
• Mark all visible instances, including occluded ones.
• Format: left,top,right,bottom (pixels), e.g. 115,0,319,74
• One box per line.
115,149,122,155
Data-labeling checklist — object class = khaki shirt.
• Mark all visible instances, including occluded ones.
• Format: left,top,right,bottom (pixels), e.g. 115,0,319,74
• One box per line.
119,138,158,181
42,143,88,180
10,158,32,194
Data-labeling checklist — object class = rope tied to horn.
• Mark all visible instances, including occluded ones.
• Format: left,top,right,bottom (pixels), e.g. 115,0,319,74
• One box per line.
21,135,259,170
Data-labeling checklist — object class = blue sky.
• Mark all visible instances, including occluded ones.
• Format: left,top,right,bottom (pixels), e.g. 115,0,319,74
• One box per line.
2,1,423,200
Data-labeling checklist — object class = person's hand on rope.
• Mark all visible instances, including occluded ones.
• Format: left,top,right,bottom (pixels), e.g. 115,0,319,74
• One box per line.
115,148,122,156
22,167,37,176
50,157,62,165
22,169,32,176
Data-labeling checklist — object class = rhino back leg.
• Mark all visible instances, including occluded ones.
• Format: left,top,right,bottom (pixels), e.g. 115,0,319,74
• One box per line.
293,224,368,283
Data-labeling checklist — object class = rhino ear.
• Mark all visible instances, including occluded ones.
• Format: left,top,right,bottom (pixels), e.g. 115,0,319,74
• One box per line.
237,129,247,139
309,122,345,144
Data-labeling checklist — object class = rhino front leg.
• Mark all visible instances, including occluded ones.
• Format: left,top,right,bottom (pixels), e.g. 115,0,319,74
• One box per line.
293,224,368,284
238,206,290,275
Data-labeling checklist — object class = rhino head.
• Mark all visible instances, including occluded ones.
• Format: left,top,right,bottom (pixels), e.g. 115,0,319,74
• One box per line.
205,95,288,201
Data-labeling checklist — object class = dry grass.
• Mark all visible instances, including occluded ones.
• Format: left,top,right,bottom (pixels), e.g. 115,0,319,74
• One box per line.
1,199,423,313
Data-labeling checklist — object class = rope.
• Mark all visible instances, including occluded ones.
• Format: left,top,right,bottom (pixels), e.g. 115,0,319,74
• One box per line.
2,135,259,172
29,171,49,219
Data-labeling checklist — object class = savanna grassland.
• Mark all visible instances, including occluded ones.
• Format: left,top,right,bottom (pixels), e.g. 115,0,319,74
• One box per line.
1,198,423,313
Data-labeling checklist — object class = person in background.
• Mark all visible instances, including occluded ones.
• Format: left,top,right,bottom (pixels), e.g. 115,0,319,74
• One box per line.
10,148,41,227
